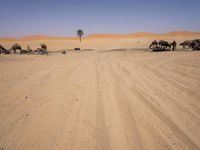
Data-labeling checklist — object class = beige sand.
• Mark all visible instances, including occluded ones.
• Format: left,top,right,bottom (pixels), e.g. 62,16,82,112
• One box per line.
0,31,200,51
0,49,200,150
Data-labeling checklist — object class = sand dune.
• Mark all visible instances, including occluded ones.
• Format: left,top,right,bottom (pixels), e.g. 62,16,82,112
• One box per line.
162,31,200,37
0,31,200,50
0,50,200,150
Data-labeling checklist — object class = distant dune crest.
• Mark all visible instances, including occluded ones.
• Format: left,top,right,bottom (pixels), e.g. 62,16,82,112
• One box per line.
0,31,200,41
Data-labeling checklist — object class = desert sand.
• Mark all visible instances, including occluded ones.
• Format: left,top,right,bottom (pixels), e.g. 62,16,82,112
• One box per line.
0,48,200,150
0,31,200,50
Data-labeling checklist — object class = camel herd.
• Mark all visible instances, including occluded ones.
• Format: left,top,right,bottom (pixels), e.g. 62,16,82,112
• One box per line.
149,40,176,51
1,40,200,54
0,43,48,55
149,39,200,51
180,39,200,50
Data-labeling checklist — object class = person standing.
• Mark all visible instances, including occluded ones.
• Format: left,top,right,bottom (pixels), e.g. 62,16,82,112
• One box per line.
172,41,177,51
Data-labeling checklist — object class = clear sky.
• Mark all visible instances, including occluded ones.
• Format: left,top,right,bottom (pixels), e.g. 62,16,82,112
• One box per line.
0,0,199,37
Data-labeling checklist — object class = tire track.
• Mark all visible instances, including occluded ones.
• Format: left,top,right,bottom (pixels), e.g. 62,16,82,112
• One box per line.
0,55,88,149
110,57,200,150
95,57,111,150
107,64,145,150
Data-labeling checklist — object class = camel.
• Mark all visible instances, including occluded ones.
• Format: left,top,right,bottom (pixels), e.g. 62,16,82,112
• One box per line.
149,40,158,49
41,44,47,50
0,45,5,53
20,45,33,54
180,39,200,50
158,40,171,50
149,40,172,51
191,39,200,51
0,44,6,54
37,44,48,54
11,43,22,54
180,40,192,49
0,44,10,54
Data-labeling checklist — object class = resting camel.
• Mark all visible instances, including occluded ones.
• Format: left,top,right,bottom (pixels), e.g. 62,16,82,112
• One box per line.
0,44,6,54
41,44,47,50
191,39,200,51
11,43,22,54
37,44,48,54
0,44,10,54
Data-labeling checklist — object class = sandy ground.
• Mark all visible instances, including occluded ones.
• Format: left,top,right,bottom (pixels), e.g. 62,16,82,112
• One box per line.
0,49,200,150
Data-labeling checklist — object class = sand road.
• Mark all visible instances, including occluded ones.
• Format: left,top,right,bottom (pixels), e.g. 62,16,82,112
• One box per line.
0,50,200,150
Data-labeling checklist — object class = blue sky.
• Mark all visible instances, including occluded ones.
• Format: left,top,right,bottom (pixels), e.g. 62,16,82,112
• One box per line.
0,0,199,37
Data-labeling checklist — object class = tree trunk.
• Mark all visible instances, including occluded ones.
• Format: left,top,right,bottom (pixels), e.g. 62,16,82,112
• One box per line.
79,36,82,42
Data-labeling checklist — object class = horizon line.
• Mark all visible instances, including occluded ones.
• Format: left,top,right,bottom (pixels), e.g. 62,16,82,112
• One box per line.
1,30,200,39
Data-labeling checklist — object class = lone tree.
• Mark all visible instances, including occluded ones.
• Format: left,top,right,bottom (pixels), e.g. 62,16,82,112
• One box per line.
76,29,84,42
